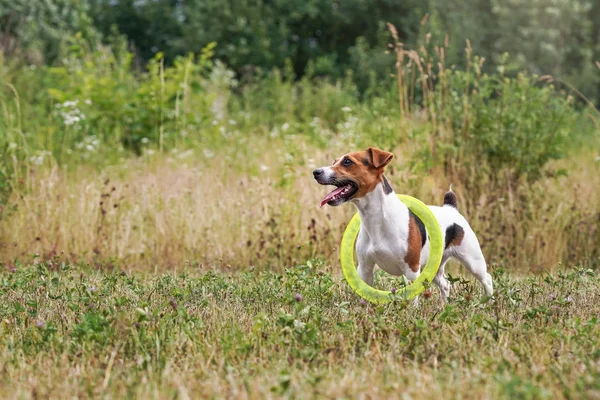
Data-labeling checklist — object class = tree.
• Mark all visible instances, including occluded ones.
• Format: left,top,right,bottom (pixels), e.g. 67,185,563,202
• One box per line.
0,0,100,64
88,0,426,79
430,0,600,103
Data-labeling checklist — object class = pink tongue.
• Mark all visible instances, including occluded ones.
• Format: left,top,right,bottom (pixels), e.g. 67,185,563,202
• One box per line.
320,186,347,207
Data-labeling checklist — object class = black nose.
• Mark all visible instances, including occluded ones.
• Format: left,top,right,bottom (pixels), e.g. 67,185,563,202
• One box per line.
313,169,323,178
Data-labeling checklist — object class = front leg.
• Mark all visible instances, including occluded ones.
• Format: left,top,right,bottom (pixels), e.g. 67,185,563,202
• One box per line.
357,252,375,287
356,228,375,286
403,264,421,306
357,260,375,287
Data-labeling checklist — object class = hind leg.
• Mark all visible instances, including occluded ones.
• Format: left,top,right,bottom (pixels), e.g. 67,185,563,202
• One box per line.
433,258,451,303
455,252,494,296
454,235,494,296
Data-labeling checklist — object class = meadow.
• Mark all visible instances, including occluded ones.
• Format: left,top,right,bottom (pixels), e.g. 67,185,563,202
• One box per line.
0,28,599,398
0,263,599,399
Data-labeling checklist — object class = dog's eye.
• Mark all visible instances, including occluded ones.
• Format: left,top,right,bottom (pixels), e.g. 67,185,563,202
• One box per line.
343,158,353,166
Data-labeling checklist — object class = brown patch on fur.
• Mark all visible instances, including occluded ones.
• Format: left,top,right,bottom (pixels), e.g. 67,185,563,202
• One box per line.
329,148,394,200
454,229,464,246
404,213,423,272
445,223,465,248
368,147,394,168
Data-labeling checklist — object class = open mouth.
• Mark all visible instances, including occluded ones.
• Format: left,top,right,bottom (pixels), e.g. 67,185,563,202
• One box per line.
319,181,358,207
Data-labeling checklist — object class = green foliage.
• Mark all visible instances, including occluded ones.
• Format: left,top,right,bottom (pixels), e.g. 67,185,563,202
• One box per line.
386,33,591,188
438,70,577,182
0,0,101,63
3,0,600,106
0,263,598,396
1,36,595,204
429,0,600,104
0,36,218,166
88,0,425,84
45,36,217,158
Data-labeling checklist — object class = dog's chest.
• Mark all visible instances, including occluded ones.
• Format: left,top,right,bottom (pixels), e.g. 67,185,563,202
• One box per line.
354,191,415,276
359,228,409,276
376,244,408,275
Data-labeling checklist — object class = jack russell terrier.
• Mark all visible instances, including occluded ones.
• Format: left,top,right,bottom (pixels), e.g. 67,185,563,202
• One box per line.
313,147,493,302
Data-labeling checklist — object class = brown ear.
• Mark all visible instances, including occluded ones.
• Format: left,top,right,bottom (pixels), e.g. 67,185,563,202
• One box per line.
368,147,394,169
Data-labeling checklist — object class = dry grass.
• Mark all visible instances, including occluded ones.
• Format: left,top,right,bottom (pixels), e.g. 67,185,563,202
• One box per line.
1,136,598,272
0,138,352,270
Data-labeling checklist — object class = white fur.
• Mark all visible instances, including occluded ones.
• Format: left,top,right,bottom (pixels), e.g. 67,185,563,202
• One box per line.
319,166,337,181
352,182,493,302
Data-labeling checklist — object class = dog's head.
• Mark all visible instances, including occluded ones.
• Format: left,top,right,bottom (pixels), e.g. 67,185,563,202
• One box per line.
313,147,394,207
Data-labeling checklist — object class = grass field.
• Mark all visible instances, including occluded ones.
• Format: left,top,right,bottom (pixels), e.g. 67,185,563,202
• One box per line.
1,32,600,399
0,262,598,399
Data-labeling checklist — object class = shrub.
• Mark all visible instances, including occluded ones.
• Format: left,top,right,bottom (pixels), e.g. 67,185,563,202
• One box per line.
441,70,576,182
388,25,587,188
45,35,217,158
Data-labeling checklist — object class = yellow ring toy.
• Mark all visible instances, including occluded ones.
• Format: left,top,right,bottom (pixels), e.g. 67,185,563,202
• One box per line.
340,194,444,303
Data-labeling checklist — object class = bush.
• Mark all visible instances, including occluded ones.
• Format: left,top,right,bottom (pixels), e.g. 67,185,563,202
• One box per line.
45,36,217,158
442,70,576,182
388,29,587,188
0,35,219,163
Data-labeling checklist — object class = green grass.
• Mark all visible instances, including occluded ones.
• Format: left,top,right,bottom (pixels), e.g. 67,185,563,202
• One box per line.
0,261,598,399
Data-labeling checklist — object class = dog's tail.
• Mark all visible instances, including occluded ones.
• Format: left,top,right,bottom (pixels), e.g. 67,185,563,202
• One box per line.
443,184,458,210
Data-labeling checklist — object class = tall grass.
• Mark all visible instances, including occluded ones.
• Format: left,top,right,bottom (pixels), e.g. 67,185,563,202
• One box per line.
1,142,597,271
0,30,599,272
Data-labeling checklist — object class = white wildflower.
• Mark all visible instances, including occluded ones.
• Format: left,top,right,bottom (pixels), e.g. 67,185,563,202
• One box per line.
55,100,86,127
30,156,44,166
75,135,100,153
293,320,306,330
62,100,78,108
29,150,51,166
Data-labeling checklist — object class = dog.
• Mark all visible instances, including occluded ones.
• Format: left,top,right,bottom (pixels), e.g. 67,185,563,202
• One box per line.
313,147,493,302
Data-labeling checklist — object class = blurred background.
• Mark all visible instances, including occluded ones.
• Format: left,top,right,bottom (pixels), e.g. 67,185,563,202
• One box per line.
0,0,599,272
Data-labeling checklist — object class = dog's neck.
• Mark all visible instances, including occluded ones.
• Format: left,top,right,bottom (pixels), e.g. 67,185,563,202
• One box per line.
350,178,408,238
